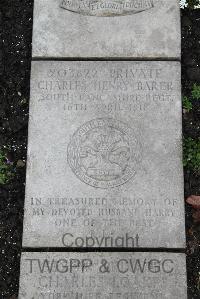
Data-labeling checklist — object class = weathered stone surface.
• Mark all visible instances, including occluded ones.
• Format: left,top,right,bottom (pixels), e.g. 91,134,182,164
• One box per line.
19,252,187,299
32,0,180,58
23,61,185,248
60,0,157,17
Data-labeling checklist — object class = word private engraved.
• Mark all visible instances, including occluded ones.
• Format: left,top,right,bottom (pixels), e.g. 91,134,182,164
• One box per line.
60,0,156,17
67,118,141,189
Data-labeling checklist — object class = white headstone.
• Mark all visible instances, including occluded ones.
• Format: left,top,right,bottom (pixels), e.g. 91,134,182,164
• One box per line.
32,0,181,58
19,252,187,299
22,60,185,248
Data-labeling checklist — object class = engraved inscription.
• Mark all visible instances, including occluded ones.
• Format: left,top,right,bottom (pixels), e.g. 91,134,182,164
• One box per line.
23,62,184,249
67,118,141,188
60,0,156,17
19,253,187,299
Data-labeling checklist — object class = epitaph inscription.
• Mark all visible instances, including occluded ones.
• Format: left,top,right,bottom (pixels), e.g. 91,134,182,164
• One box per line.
23,61,185,248
60,0,156,17
19,252,187,299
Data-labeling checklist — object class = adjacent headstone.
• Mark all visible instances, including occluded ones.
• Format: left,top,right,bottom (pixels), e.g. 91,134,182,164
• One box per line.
19,252,187,299
32,0,181,58
22,60,185,248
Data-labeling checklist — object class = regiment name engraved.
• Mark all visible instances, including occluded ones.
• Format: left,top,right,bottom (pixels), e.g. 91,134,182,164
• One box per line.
60,0,156,17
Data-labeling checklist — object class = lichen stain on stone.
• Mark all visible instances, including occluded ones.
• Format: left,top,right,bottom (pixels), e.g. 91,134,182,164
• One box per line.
60,0,156,17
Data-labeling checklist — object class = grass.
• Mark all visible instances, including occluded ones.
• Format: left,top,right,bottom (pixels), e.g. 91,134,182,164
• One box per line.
0,150,13,185
182,84,200,112
183,137,200,172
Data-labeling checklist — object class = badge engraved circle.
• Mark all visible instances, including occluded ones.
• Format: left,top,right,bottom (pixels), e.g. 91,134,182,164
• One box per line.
67,118,141,188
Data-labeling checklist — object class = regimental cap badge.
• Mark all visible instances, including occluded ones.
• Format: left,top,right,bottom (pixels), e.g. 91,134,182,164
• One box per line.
67,118,142,189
